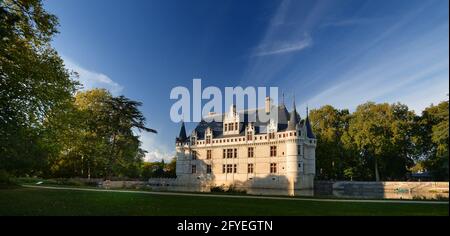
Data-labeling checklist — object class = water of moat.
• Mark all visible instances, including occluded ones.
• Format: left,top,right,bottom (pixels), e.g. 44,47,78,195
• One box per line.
147,186,449,200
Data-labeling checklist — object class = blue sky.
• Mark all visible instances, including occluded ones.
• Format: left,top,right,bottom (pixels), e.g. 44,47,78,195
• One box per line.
45,0,449,162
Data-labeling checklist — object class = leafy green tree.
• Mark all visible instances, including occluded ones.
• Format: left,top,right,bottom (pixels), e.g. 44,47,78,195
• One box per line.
417,101,449,180
44,89,156,179
105,95,156,178
309,105,350,180
0,0,78,174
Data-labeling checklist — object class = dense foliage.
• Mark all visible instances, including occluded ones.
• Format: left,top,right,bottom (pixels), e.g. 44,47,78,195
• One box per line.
310,101,449,181
0,1,157,180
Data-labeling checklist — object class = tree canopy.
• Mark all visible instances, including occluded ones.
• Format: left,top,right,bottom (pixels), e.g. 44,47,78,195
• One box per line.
310,100,449,181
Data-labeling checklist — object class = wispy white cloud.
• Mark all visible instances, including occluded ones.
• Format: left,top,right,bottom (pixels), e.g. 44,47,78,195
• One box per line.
139,131,175,163
240,1,332,85
63,57,124,95
300,21,450,115
254,34,312,56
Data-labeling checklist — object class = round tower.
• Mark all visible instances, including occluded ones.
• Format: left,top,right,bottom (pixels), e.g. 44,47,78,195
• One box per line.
286,100,300,194
175,121,188,178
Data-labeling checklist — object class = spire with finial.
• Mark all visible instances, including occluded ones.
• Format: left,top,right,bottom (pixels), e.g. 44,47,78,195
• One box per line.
177,120,187,142
305,105,315,139
287,96,299,131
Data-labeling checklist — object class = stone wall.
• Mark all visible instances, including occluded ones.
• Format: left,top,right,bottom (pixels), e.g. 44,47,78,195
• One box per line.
315,181,449,199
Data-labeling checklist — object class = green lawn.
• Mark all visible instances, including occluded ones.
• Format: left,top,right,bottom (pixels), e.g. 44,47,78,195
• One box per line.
0,187,448,216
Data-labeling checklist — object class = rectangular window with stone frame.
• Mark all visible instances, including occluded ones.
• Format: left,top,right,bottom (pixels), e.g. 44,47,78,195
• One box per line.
248,163,254,173
270,163,277,173
226,164,233,173
248,147,254,158
227,149,233,158
270,146,277,157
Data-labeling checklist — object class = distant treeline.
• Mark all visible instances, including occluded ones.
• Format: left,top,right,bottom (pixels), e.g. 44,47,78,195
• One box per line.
309,101,448,181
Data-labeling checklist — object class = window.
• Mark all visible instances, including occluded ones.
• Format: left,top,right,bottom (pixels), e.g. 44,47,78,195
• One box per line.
297,145,301,155
248,163,254,173
298,162,303,171
227,149,233,158
247,133,252,141
192,165,197,174
223,149,226,158
270,146,277,157
235,122,238,130
207,165,212,174
207,150,212,159
248,147,254,158
224,124,228,132
206,136,211,144
269,132,275,139
192,151,197,160
226,164,233,173
270,163,277,173
234,148,237,158
222,165,226,173
233,164,237,173
229,123,234,131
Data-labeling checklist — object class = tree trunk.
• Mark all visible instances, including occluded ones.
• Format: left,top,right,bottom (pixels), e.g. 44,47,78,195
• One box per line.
88,161,91,180
108,133,117,179
374,157,380,181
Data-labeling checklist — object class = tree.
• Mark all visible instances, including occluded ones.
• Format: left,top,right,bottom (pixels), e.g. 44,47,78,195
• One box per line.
343,102,418,181
309,105,350,180
44,89,157,179
417,101,449,180
105,95,156,178
0,0,78,174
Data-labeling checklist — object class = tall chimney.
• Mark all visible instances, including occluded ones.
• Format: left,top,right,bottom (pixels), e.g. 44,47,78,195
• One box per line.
265,96,271,113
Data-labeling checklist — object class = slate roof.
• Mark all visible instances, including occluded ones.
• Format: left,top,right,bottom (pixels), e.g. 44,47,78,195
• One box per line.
176,104,315,141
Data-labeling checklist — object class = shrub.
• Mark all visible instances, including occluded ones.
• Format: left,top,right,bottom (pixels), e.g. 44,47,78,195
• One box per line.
210,185,226,192
226,185,246,195
434,194,449,201
210,185,246,194
0,170,17,188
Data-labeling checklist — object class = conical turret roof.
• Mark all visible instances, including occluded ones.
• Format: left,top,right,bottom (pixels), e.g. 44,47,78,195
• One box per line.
177,121,187,142
305,110,315,139
287,100,299,131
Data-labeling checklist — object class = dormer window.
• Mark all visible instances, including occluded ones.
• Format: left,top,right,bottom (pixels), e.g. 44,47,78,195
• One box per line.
206,135,211,144
269,132,275,139
247,132,253,141
224,124,228,132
